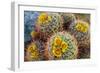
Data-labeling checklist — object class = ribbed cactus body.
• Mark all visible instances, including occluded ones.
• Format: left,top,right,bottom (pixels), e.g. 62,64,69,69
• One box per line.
24,42,40,61
68,20,90,48
35,13,63,36
60,13,76,30
68,20,90,58
45,31,78,60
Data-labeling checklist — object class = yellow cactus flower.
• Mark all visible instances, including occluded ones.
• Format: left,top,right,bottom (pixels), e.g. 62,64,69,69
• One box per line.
27,43,39,59
52,47,62,58
51,36,69,58
37,13,51,25
61,41,68,53
27,43,37,52
75,21,89,33
30,50,39,59
31,31,38,38
54,36,62,46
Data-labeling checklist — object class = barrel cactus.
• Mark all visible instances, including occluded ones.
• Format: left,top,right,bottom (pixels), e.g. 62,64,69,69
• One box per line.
60,13,76,30
45,31,78,60
68,20,90,58
24,42,40,61
68,20,90,48
35,12,63,37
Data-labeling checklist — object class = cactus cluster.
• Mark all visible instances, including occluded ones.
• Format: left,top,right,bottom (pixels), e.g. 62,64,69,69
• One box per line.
24,11,90,61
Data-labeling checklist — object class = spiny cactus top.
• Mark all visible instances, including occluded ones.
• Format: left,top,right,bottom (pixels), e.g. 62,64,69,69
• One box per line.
60,13,76,30
35,12,63,35
68,20,90,48
45,31,78,60
75,20,89,33
25,42,40,61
